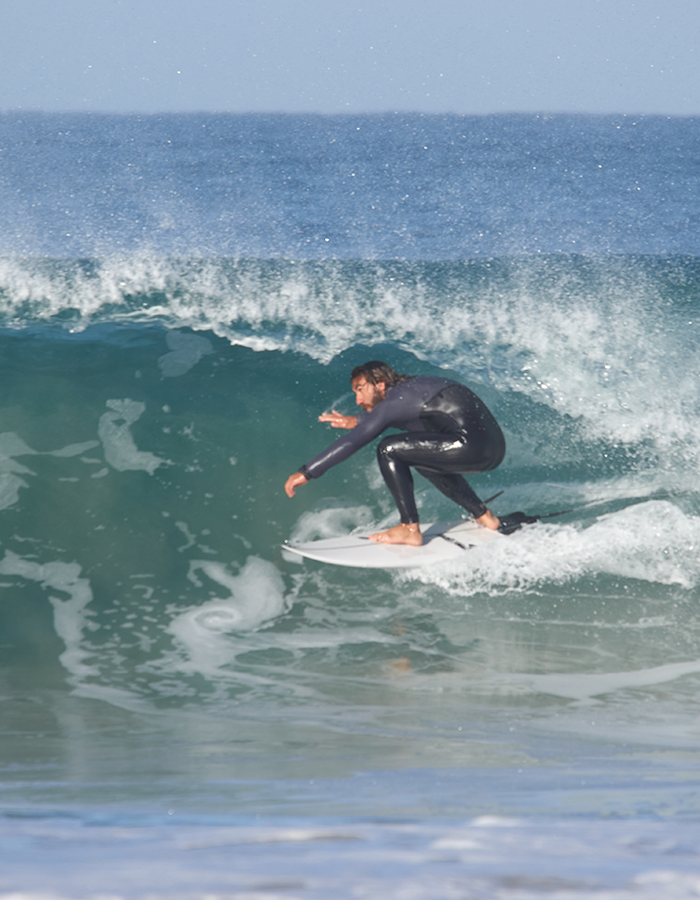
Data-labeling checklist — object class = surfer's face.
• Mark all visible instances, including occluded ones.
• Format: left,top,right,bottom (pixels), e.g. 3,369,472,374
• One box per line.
351,376,386,411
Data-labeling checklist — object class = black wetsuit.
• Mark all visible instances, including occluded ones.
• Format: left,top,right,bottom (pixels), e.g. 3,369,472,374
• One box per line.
300,376,505,523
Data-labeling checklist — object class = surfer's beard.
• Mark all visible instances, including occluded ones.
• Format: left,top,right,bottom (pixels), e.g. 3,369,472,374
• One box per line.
361,387,385,411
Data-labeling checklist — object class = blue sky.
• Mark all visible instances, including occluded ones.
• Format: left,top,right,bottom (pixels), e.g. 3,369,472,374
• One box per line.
2,0,699,114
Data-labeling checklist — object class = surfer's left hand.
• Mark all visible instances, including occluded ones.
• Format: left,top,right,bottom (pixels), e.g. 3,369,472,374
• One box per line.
318,410,358,429
285,472,309,497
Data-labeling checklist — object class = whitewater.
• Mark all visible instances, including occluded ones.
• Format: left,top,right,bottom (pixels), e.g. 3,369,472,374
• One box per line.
2,111,700,898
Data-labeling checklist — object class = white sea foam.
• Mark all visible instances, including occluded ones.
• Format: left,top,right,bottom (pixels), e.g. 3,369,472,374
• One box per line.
98,399,164,474
290,504,375,543
0,551,96,682
400,500,700,596
167,557,288,673
0,432,35,511
47,440,101,457
497,657,700,703
158,329,214,377
0,434,103,509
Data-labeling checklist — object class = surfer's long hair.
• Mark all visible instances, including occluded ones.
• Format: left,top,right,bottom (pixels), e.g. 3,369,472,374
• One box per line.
350,361,410,388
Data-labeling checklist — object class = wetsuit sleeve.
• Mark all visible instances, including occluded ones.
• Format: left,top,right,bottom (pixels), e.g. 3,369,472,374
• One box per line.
302,408,394,479
300,377,450,479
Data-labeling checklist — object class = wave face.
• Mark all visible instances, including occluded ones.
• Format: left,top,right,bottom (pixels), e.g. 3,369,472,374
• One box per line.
3,112,700,896
2,254,700,726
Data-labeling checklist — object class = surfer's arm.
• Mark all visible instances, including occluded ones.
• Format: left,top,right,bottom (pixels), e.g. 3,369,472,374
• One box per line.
302,409,390,479
318,410,358,429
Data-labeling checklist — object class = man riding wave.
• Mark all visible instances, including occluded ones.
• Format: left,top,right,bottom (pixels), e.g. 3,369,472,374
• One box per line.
285,361,532,544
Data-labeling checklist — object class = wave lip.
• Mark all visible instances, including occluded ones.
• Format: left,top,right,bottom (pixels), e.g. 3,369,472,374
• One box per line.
3,253,699,459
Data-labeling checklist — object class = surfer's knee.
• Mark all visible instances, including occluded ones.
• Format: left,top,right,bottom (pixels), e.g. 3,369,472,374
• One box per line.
376,435,398,462
376,435,405,475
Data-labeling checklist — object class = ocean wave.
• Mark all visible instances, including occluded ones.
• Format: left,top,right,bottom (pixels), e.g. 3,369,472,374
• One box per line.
2,253,700,454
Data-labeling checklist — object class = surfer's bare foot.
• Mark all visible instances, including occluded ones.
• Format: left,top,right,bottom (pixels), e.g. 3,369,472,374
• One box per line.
475,509,500,531
368,523,423,546
387,657,412,674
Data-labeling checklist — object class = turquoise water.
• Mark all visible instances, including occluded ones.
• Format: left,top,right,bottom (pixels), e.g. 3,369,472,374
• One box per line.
2,113,700,896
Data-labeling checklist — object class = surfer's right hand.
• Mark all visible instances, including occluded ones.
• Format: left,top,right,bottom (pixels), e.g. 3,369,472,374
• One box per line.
318,409,358,429
285,472,309,497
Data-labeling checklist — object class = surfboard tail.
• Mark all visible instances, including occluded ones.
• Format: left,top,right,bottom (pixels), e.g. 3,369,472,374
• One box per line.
497,512,540,535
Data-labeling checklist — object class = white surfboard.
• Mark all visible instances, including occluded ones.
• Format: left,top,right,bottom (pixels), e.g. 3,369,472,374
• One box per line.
282,520,501,569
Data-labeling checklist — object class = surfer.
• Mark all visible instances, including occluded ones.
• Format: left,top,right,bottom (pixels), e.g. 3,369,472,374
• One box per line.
285,361,533,545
